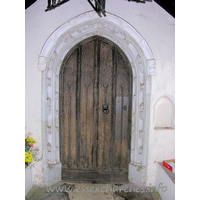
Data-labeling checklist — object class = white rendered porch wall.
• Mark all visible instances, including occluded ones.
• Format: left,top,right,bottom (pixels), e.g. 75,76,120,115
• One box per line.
25,0,175,186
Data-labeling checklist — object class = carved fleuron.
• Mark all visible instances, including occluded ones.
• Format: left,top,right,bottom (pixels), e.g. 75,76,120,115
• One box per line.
140,102,144,111
37,56,47,71
51,51,57,61
47,97,51,116
55,93,59,118
47,142,52,152
140,83,145,92
47,78,51,87
147,59,156,76
47,126,51,134
139,130,143,139
136,54,144,73
139,146,143,155
47,97,51,107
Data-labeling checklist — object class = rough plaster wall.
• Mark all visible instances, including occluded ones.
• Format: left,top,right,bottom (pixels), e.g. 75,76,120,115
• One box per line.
25,0,175,186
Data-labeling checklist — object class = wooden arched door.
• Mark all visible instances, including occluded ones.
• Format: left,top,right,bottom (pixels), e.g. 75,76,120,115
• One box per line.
59,36,132,181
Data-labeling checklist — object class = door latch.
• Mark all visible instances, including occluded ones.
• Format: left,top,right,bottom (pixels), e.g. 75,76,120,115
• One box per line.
102,104,109,114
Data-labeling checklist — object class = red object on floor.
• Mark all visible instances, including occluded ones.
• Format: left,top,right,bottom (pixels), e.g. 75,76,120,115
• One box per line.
163,159,175,172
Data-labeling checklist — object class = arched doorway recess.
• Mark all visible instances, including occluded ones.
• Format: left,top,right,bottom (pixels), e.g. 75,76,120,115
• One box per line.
37,11,156,186
60,36,132,181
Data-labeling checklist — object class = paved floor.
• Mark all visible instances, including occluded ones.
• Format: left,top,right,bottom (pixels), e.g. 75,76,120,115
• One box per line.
25,181,161,200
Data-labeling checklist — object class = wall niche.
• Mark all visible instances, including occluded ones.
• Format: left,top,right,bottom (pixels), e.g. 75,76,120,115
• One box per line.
154,96,174,129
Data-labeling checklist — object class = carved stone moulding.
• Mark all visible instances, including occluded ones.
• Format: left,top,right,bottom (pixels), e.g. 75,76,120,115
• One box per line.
38,11,156,75
147,59,156,76
37,56,47,71
38,11,156,186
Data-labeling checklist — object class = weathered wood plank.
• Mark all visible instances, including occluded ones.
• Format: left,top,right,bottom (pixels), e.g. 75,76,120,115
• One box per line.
98,40,113,170
60,36,132,181
60,49,78,167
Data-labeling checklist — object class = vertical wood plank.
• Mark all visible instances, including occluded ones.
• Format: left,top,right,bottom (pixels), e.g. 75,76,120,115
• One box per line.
75,46,81,168
98,39,113,169
60,49,78,168
115,51,131,169
110,47,117,169
80,40,95,169
92,37,99,169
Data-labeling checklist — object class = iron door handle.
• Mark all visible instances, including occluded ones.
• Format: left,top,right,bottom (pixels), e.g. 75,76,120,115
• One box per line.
102,104,109,114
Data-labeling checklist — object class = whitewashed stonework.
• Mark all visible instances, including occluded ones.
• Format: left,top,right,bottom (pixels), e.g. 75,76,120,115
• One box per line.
37,11,156,186
26,0,175,187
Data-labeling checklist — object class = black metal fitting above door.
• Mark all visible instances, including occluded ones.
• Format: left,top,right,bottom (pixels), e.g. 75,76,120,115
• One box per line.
88,0,106,17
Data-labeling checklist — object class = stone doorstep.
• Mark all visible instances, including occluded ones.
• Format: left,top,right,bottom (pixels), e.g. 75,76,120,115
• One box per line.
70,183,161,200
113,194,125,200
26,182,161,200
72,183,114,200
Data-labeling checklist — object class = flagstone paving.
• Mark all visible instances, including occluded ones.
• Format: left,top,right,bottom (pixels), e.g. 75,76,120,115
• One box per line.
25,181,161,200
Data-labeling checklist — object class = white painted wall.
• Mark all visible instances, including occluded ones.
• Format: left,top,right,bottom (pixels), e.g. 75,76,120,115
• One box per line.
25,0,175,186
25,165,33,195
156,163,175,200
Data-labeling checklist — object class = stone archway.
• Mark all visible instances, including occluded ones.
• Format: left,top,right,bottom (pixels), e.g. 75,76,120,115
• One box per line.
37,11,156,186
